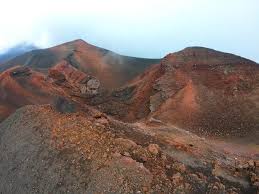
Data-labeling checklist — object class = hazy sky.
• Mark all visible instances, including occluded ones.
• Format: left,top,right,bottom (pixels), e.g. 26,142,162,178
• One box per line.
0,0,258,61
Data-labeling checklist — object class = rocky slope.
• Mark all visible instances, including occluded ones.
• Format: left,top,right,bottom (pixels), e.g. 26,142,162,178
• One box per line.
0,104,258,193
0,42,258,193
0,66,60,122
95,47,259,141
0,39,160,89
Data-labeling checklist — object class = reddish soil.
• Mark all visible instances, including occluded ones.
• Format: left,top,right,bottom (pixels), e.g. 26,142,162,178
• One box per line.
0,66,62,121
0,105,258,193
2,39,160,89
107,47,259,141
0,43,258,193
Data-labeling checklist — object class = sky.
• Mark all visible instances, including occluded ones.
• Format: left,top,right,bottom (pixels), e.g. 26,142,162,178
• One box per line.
0,0,258,61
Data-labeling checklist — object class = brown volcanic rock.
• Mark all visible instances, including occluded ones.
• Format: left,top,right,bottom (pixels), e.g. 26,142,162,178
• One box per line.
0,105,257,193
108,47,259,139
2,39,160,89
0,66,66,122
48,60,88,84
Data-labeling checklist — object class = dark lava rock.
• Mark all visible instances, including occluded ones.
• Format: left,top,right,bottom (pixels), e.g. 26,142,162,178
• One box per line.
10,67,31,77
52,97,77,113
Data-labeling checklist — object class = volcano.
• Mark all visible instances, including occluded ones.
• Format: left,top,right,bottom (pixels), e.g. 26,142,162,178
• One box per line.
0,40,258,193
110,47,259,139
1,39,160,89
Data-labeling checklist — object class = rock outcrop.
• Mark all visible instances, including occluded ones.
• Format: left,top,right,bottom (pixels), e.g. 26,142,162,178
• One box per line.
97,47,259,140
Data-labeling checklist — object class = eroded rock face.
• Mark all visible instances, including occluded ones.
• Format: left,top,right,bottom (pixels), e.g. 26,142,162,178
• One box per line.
80,78,100,95
114,47,259,140
79,84,87,94
48,69,66,83
87,78,100,93
149,92,165,112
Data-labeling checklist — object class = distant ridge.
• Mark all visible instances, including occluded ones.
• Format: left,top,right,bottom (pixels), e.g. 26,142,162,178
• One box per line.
0,43,38,63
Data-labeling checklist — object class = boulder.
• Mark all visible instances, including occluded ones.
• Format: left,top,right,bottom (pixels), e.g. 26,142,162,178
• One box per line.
147,144,160,155
87,78,100,94
53,97,77,113
10,67,31,77
80,78,100,95
115,138,138,150
48,69,66,83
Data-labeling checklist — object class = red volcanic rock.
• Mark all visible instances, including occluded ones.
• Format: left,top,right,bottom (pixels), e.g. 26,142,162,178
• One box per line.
109,47,259,139
2,39,160,89
48,69,66,83
49,60,87,84
0,66,63,121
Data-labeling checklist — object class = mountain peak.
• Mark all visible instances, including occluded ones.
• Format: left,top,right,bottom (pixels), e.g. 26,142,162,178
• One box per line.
163,46,257,66
70,39,87,44
57,39,89,48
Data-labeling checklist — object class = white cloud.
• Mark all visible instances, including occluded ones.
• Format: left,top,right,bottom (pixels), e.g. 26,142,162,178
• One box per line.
0,0,258,62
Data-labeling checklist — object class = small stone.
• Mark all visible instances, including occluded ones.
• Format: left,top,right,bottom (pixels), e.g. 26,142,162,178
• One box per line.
184,183,191,190
166,165,171,169
250,172,259,183
115,138,138,150
237,164,243,170
212,185,218,191
243,163,249,169
147,144,160,155
172,172,182,185
219,183,225,191
94,123,105,129
248,160,254,167
190,174,199,181
86,78,100,95
112,152,122,158
161,154,167,160
96,118,109,126
93,112,104,119
142,186,149,192
177,164,186,173
139,155,148,162
197,172,207,181
123,152,131,157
